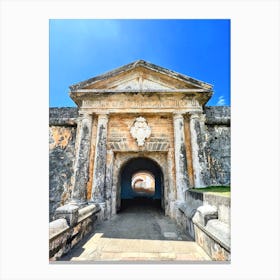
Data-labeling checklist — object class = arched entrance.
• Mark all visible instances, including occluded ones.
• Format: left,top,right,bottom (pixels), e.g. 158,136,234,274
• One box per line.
118,157,164,212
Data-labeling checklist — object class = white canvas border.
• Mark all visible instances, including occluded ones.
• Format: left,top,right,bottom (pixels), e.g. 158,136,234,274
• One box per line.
0,0,279,279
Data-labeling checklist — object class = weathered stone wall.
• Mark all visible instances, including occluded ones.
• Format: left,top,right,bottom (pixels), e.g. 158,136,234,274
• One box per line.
107,114,176,217
49,106,230,220
49,107,78,125
204,107,231,186
49,108,78,221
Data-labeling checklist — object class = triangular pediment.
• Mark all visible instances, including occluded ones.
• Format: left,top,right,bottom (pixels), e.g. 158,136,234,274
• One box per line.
94,73,179,91
69,60,213,92
69,60,213,107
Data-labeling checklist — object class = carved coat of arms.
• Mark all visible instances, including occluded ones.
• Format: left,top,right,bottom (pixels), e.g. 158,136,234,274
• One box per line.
130,117,151,146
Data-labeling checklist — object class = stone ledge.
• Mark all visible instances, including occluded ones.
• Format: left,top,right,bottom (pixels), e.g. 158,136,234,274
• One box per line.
194,222,230,261
49,218,69,240
203,192,230,207
193,218,231,259
78,204,101,222
205,220,230,250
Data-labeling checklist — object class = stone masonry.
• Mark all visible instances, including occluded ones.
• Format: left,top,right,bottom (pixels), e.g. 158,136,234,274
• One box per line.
49,60,231,221
49,108,78,220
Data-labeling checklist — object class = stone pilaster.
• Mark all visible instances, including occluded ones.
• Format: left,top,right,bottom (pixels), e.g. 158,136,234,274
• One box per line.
173,113,189,202
189,112,208,188
70,112,93,204
91,114,109,203
105,149,114,218
167,148,176,218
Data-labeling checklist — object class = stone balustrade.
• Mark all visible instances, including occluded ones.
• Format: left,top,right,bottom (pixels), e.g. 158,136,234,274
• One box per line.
49,204,100,261
177,190,230,261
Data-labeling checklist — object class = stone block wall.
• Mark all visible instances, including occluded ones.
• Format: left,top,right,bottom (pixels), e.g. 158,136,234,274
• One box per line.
49,107,78,125
49,106,230,220
49,108,78,221
107,114,173,151
204,106,231,186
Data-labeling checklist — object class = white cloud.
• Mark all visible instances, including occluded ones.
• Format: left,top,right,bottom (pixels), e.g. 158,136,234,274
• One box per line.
216,95,226,106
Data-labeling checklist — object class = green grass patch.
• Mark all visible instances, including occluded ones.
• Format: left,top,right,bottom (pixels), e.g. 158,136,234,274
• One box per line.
189,186,230,197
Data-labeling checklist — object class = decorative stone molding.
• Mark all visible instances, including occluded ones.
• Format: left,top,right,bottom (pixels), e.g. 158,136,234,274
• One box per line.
173,113,185,121
97,113,109,122
189,112,201,120
130,116,151,146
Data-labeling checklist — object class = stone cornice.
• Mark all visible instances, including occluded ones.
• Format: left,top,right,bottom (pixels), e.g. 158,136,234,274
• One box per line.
70,88,212,93
70,91,212,108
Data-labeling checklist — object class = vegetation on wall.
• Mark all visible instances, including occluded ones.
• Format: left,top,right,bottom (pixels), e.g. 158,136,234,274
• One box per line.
190,186,230,197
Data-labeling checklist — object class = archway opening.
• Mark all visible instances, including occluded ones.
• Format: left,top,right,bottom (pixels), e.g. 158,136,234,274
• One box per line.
131,171,155,195
119,157,164,213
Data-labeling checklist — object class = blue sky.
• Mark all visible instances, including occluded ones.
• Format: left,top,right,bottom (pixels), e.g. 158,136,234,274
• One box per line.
49,19,230,107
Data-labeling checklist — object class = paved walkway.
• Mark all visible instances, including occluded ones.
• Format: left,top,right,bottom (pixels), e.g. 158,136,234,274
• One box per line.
60,199,210,262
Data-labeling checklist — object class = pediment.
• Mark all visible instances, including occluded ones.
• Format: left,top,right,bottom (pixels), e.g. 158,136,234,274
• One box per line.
69,60,213,107
70,60,213,92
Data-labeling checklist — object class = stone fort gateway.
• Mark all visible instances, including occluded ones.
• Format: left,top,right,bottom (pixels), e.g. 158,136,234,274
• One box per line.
49,60,231,262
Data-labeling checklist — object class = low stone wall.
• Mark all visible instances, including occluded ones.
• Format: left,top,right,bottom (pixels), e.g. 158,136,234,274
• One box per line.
192,205,230,261
49,204,100,261
177,190,230,261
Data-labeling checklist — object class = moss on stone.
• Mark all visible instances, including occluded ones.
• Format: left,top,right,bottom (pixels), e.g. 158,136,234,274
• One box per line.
190,186,230,197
